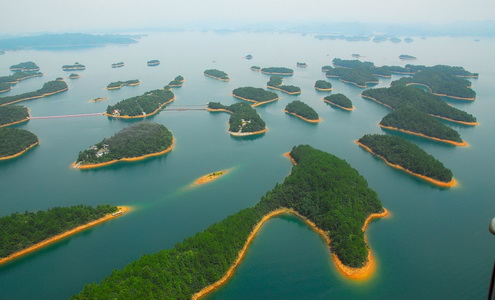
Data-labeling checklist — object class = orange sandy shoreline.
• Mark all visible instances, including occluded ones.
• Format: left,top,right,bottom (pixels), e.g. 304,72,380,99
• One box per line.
232,93,279,107
194,170,228,185
284,110,321,123
207,108,233,114
267,85,301,95
322,98,354,111
72,138,174,169
204,73,230,81
106,81,140,90
405,83,475,101
0,206,131,265
339,78,378,88
0,88,68,106
0,140,39,160
315,87,333,91
103,97,175,119
229,128,268,136
378,124,468,146
355,140,456,188
0,117,30,128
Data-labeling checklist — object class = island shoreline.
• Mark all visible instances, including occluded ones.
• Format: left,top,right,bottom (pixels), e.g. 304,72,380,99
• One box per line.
0,87,68,106
267,85,301,95
322,98,354,111
284,110,321,123
103,97,175,119
378,124,467,146
0,139,39,160
231,93,279,107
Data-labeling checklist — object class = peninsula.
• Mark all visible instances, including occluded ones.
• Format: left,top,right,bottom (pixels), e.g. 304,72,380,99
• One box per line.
106,79,140,90
0,106,30,127
267,76,301,95
0,79,68,106
314,80,332,91
261,67,294,76
111,62,124,68
9,61,40,72
323,94,354,111
73,145,387,299
62,62,85,71
166,75,184,88
0,127,38,160
0,205,128,265
104,89,174,119
204,69,230,81
357,134,455,187
147,60,160,66
284,100,321,123
73,122,173,169
232,86,279,107
207,102,267,136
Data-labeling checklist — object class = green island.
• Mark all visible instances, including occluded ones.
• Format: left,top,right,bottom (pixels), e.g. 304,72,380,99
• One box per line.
69,73,80,79
0,71,44,93
72,145,386,299
325,66,380,88
0,205,120,263
332,58,374,69
245,54,253,60
322,65,332,72
147,60,160,66
357,134,455,187
0,79,68,106
323,94,354,111
106,79,140,90
314,80,332,91
261,67,294,76
399,55,416,60
250,66,261,71
404,64,479,78
379,106,466,146
297,62,307,68
361,86,477,125
62,63,85,71
232,86,279,106
207,102,267,136
104,89,174,119
0,105,30,127
285,100,320,123
166,75,184,88
73,122,174,169
204,69,230,81
111,62,124,68
267,76,301,95
0,127,38,160
9,61,40,72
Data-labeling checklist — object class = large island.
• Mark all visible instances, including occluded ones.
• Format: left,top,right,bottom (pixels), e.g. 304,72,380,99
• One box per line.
207,102,267,136
73,122,174,169
284,100,321,123
204,69,230,81
104,89,174,119
0,79,68,106
0,106,30,127
0,127,39,160
323,94,354,111
232,86,279,107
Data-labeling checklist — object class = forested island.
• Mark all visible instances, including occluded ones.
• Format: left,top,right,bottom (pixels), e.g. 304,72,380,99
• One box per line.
379,106,466,146
104,89,174,119
361,86,477,125
267,76,301,95
204,69,230,81
147,60,160,66
72,145,387,299
250,66,261,71
323,94,354,111
261,67,294,76
69,73,80,79
0,106,29,127
399,55,417,60
232,86,279,107
325,59,382,88
166,75,184,88
0,71,44,93
245,54,253,60
73,122,174,169
314,80,332,91
207,102,267,136
297,62,307,68
0,127,38,160
62,63,85,71
106,79,140,90
111,62,124,68
9,61,40,72
0,205,125,264
0,79,68,106
285,100,320,123
357,134,455,187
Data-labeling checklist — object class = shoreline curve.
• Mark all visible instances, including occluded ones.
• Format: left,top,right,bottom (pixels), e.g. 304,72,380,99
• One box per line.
378,124,467,146
103,97,175,119
232,93,279,107
267,85,301,95
284,110,321,123
0,139,39,160
323,98,354,111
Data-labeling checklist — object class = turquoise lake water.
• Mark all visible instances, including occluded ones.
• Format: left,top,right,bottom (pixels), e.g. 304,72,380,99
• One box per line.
0,32,494,299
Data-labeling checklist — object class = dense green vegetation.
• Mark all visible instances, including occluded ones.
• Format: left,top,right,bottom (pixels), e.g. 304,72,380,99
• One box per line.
166,75,184,87
0,205,118,259
232,87,278,104
314,80,332,90
0,71,43,85
250,66,261,71
405,64,478,77
321,65,332,72
0,83,9,92
332,58,374,69
208,102,266,134
0,106,29,127
0,79,68,106
267,76,301,94
111,62,124,68
9,61,40,72
261,67,294,75
358,134,453,182
105,89,174,117
0,127,38,158
73,145,383,299
324,94,353,109
285,100,319,120
204,69,229,80
399,55,416,60
147,60,160,66
326,67,379,87
62,63,85,71
76,122,173,165
69,73,80,79
106,79,139,89
362,86,477,123
297,62,307,67
380,106,463,143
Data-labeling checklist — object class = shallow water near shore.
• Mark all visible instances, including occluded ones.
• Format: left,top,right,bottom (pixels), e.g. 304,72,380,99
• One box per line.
0,32,494,299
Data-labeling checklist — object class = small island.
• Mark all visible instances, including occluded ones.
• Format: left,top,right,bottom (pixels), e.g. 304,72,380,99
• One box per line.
73,122,174,169
207,102,267,136
314,80,333,91
260,67,294,76
357,134,455,187
399,54,417,60
0,79,68,106
111,62,124,68
0,205,128,265
297,62,307,68
69,73,80,79
267,76,301,95
194,170,228,185
379,106,466,146
62,62,85,71
361,86,477,125
232,86,279,107
106,79,140,90
250,66,261,71
245,54,253,60
0,71,44,93
89,97,108,103
104,89,174,119
0,127,39,160
9,61,40,72
147,60,160,66
284,100,321,123
323,94,354,111
0,105,30,127
166,75,184,88
204,69,230,81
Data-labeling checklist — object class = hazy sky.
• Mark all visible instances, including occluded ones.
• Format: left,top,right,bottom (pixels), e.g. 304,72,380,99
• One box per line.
1,0,494,34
